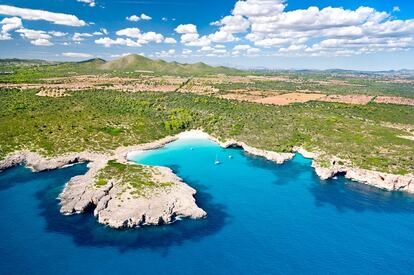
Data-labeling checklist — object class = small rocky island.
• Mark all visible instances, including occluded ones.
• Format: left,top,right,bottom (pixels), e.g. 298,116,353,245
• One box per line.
0,135,207,229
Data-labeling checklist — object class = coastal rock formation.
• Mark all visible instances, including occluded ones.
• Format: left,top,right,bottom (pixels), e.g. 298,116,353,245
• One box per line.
2,129,414,230
0,150,104,172
94,167,206,228
218,139,294,164
293,146,319,159
0,139,206,229
312,158,414,193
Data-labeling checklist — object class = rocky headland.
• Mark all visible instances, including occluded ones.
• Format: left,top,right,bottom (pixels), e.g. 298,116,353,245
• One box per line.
0,135,206,229
312,158,414,192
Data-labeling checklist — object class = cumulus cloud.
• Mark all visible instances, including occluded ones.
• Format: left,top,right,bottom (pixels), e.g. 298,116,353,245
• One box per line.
164,37,177,44
49,31,67,37
72,32,93,41
62,52,93,58
233,0,286,17
211,15,249,33
0,5,86,26
126,13,152,21
95,37,142,47
16,28,53,46
182,49,192,55
156,49,176,58
209,31,236,42
0,17,22,40
201,0,414,56
31,38,53,46
76,0,96,7
175,24,197,34
175,24,212,46
116,28,164,43
95,28,165,47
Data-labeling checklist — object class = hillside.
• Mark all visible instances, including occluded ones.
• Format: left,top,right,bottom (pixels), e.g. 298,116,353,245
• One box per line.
100,54,241,75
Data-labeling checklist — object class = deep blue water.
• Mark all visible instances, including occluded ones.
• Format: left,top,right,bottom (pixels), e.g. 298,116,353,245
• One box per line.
1,138,414,274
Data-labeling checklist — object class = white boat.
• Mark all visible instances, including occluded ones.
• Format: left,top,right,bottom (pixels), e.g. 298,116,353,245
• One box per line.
215,154,221,165
228,155,233,159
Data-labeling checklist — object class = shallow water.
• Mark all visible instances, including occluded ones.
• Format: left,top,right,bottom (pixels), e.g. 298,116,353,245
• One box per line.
1,137,414,274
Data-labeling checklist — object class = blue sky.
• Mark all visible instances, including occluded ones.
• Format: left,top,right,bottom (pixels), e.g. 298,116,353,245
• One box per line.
0,0,413,70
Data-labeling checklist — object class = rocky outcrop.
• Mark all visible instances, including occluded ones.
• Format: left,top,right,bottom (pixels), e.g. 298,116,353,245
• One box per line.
93,167,206,228
312,158,414,193
0,137,206,229
293,146,319,159
217,139,294,164
0,150,104,172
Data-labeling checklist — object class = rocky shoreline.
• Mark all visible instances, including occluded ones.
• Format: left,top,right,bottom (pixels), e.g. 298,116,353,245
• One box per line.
1,130,413,229
311,158,414,193
0,136,205,229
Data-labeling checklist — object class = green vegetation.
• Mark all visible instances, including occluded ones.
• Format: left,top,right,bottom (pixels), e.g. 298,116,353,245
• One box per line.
95,160,171,197
0,55,241,83
101,54,241,76
214,74,414,98
0,88,413,175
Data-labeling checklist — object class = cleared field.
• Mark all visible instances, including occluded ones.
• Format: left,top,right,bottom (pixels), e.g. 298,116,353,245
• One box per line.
374,96,414,106
0,75,187,94
317,95,374,105
254,92,325,105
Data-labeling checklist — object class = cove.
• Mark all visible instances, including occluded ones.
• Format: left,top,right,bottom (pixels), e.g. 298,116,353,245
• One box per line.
1,137,414,274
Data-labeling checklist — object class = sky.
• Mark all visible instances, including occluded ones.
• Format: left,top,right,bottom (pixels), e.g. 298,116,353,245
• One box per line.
0,0,414,70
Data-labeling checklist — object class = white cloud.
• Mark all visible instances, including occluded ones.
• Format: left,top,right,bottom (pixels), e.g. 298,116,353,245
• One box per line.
141,14,152,20
175,24,212,46
209,31,236,42
164,37,177,44
0,17,22,40
17,28,51,41
96,28,165,47
116,28,164,44
182,49,192,55
31,38,53,46
0,5,86,26
393,6,400,12
76,0,96,7
175,24,197,34
100,28,108,35
126,15,140,22
72,32,93,41
185,35,211,47
116,28,141,38
233,0,286,17
49,31,67,37
212,15,250,33
62,52,93,58
203,0,414,56
233,44,251,50
139,31,164,43
247,47,260,54
95,37,142,47
156,49,176,58
126,13,152,21
1,17,22,33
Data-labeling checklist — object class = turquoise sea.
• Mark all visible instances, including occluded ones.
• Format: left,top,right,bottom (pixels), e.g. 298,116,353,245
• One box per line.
1,137,414,274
